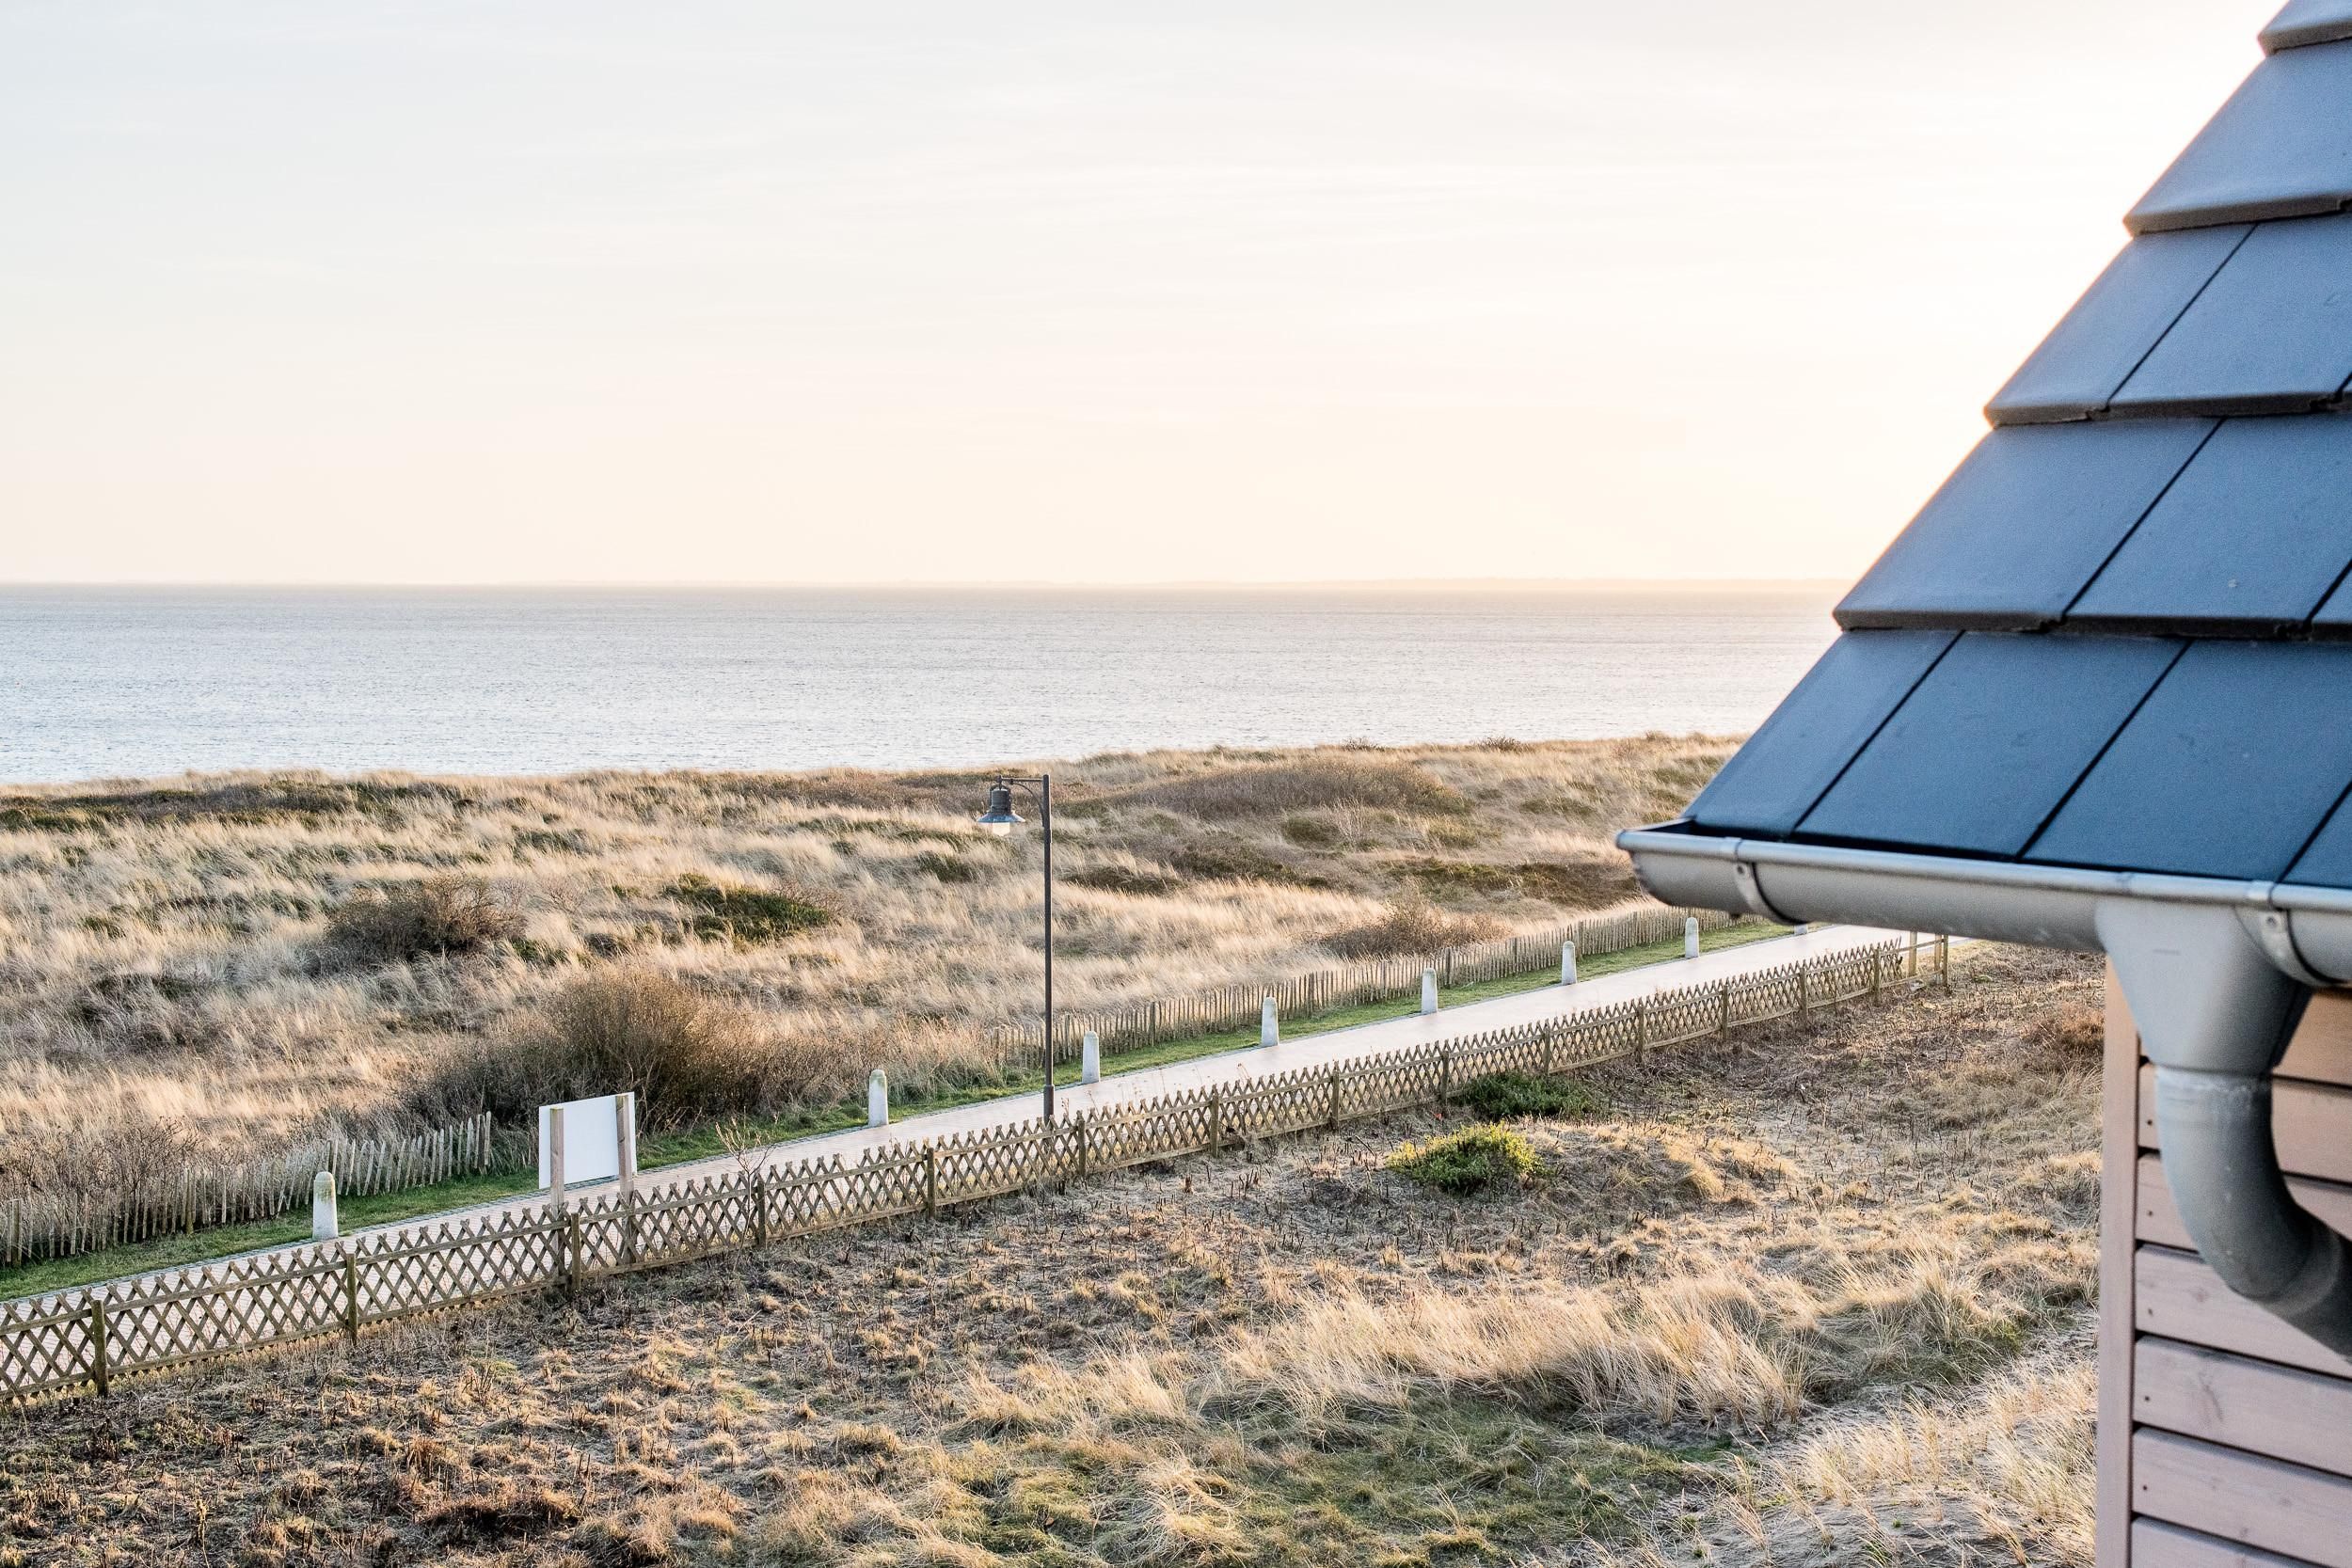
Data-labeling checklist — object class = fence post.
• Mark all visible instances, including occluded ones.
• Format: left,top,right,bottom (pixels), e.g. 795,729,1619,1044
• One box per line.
1905,932,1918,978
1717,980,1732,1037
1541,1024,1555,1078
1209,1088,1224,1152
1798,967,1812,1014
1635,999,1650,1062
1870,948,1883,999
755,1170,772,1248
923,1147,938,1215
564,1211,583,1299
88,1299,110,1397
1437,1047,1452,1108
1327,1065,1343,1129
1938,935,1950,988
547,1104,567,1218
342,1251,362,1343
1075,1117,1089,1180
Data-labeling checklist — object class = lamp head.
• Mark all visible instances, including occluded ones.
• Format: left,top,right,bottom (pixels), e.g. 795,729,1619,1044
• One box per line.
976,781,1023,836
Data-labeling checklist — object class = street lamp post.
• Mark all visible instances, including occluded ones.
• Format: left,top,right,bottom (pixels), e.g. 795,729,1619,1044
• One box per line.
977,774,1056,1122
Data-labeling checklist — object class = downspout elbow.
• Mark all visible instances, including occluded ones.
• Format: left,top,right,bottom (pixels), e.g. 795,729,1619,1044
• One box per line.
2097,901,2352,1357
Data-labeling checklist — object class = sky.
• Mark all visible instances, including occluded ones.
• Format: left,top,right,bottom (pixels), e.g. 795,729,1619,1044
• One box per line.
0,1,2280,586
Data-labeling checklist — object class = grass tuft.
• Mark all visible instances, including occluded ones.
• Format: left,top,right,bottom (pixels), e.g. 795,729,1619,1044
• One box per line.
668,874,833,945
1385,1125,1540,1194
325,876,524,963
1454,1070,1604,1122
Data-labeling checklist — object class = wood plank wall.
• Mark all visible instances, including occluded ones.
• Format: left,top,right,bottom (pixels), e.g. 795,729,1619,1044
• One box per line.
2103,975,2352,1568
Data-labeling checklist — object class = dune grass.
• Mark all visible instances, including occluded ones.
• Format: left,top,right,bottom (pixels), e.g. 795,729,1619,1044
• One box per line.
0,738,1733,1171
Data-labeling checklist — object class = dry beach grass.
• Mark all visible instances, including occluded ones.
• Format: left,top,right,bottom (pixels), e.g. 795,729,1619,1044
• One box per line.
0,736,1731,1195
0,943,2106,1566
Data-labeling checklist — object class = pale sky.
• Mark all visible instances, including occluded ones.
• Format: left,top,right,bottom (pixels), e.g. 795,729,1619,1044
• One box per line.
0,1,2278,585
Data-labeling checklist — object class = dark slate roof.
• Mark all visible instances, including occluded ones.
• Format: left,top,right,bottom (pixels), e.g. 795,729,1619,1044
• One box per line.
1679,7,2352,891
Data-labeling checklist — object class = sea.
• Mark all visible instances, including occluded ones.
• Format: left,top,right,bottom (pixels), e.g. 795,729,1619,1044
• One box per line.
0,585,1837,785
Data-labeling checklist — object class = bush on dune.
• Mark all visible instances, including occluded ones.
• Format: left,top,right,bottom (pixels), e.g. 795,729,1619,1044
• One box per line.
425,969,829,1131
326,876,524,964
1324,900,1502,959
1387,1125,1540,1194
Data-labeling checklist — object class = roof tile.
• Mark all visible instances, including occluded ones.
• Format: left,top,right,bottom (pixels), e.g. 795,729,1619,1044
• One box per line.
1836,420,2215,631
2025,641,2352,879
2263,0,2352,53
1986,227,2249,425
2285,793,2352,887
2129,40,2352,231
2069,413,2352,634
2112,213,2352,413
1683,630,1955,838
1798,633,2181,857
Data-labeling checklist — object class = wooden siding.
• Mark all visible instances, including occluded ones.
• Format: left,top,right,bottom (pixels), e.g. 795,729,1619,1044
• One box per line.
2110,984,2352,1568
2132,1433,2352,1568
2137,1157,2352,1253
2134,1520,2324,1568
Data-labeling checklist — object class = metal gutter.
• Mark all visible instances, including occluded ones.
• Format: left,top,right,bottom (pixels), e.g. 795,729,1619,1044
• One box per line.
1617,822,2352,1355
1615,825,2352,983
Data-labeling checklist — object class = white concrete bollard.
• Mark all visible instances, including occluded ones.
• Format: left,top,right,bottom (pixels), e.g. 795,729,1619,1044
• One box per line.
867,1068,889,1129
1261,996,1279,1048
1081,1031,1101,1085
1561,941,1579,985
310,1168,339,1243
1421,968,1438,1015
1685,916,1701,961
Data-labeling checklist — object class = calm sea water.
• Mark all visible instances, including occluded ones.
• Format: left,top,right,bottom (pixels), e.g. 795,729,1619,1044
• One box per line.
0,586,1836,784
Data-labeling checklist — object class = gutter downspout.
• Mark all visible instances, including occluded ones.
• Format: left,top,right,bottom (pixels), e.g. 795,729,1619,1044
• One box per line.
1617,826,2352,1357
2097,903,2352,1355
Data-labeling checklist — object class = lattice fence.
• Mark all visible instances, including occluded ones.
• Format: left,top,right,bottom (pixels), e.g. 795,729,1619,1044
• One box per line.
0,935,1946,1403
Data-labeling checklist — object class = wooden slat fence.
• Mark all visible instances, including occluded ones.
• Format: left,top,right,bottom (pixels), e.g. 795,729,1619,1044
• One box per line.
0,934,1945,1403
987,903,1743,1064
0,1112,507,1268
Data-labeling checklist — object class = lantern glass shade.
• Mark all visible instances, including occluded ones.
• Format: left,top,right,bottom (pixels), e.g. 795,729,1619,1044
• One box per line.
976,782,1023,836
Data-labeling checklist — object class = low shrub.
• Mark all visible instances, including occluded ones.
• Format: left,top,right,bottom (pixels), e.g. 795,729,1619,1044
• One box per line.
912,851,978,884
1279,814,1342,849
429,969,830,1131
1168,837,1322,886
1387,1125,1540,1195
1324,901,1503,959
326,877,524,963
1455,1071,1605,1122
1067,863,1184,895
669,874,832,945
2024,1003,2104,1064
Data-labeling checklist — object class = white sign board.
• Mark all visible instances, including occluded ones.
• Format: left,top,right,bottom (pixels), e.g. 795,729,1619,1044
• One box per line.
539,1092,630,1189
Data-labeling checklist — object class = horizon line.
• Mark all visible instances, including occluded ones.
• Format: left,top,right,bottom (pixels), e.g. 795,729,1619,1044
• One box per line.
0,575,1845,593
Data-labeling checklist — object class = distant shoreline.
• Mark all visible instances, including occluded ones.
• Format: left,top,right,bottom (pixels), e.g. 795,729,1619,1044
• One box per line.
0,578,1844,595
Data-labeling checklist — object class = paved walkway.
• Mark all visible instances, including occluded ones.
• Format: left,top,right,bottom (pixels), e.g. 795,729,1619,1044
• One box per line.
35,924,1911,1308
